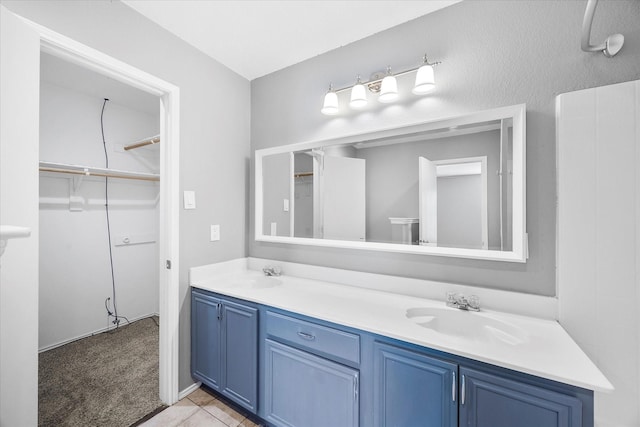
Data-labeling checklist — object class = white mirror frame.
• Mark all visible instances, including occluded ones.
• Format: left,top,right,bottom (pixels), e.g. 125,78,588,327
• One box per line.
255,104,527,262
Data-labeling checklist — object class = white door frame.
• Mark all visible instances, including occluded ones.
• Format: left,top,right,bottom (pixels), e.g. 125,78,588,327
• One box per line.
20,18,181,404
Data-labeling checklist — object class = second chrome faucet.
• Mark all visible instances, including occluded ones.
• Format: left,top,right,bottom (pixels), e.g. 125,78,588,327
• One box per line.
262,265,282,276
446,292,480,311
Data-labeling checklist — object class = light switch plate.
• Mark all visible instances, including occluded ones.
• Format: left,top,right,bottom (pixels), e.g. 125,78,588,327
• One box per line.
183,191,196,209
210,224,220,241
283,199,290,212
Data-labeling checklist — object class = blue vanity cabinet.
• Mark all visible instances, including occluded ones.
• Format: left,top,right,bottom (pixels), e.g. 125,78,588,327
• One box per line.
373,341,458,427
220,299,259,411
191,290,222,390
190,288,594,427
262,310,360,427
459,366,584,427
191,289,258,412
264,339,359,427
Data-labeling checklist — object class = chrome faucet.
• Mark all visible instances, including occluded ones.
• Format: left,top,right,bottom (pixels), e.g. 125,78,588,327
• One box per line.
262,265,282,277
446,292,480,311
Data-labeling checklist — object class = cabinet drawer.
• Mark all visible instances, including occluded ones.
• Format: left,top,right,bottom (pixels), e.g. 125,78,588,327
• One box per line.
266,311,360,365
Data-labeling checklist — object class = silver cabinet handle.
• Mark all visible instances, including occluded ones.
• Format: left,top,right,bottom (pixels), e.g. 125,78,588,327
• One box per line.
354,374,359,399
452,371,456,402
216,303,222,320
297,331,315,341
461,374,466,405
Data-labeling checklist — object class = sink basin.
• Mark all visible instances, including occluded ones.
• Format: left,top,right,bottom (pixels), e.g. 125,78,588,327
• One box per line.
406,307,528,346
223,276,282,289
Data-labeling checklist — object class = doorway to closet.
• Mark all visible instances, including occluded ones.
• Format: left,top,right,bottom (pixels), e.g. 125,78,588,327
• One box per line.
1,13,180,425
38,52,164,426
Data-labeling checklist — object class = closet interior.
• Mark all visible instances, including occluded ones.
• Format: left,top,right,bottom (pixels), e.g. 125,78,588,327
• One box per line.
38,52,163,425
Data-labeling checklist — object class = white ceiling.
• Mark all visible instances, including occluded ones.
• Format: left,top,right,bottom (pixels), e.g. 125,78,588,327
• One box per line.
122,0,460,81
41,53,159,115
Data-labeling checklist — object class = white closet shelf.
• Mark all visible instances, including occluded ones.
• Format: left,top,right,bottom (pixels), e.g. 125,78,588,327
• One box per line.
39,161,160,182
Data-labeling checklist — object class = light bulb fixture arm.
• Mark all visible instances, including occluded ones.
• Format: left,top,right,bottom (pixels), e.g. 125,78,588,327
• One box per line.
330,58,441,95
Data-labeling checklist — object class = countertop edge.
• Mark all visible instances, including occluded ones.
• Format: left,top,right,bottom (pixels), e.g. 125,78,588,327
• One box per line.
189,264,613,394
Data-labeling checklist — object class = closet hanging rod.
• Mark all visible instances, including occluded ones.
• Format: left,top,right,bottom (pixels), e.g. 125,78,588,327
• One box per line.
294,172,313,178
39,167,160,182
39,161,160,182
124,135,160,151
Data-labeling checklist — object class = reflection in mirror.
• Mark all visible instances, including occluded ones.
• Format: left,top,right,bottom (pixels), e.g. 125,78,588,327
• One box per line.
256,104,526,262
262,153,290,237
293,153,314,238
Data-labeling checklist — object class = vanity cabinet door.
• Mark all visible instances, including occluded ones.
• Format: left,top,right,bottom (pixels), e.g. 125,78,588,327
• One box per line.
264,339,359,427
191,289,258,412
191,290,222,390
459,367,583,427
373,342,458,427
221,300,258,411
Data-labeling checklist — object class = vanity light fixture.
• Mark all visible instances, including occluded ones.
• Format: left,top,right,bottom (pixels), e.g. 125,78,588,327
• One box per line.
378,66,399,103
349,76,368,109
412,55,437,94
321,83,339,116
321,54,441,115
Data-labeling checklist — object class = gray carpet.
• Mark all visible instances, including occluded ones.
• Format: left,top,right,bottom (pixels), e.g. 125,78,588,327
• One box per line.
39,317,165,427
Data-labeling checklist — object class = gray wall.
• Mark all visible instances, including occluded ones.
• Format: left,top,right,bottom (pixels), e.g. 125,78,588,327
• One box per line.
250,0,640,296
2,0,251,391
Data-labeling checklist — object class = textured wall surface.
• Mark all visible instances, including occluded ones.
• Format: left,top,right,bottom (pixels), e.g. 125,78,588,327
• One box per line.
250,0,640,296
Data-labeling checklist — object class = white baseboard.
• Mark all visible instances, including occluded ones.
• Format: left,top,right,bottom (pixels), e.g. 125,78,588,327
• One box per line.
38,312,160,353
179,382,201,400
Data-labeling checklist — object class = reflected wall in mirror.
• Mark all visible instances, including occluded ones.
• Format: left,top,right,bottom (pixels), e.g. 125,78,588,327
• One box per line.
256,104,526,262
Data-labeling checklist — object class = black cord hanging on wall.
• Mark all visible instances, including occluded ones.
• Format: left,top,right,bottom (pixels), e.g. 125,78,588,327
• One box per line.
100,98,129,330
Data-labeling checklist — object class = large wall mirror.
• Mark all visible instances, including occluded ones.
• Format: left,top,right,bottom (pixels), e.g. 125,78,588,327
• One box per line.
255,104,527,262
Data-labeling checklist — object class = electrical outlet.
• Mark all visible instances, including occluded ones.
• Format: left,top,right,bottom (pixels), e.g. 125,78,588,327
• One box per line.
210,224,220,241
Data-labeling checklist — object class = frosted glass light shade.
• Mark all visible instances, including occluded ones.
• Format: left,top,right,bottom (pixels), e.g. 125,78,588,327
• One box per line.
412,64,435,94
321,91,339,115
378,75,398,103
349,83,368,109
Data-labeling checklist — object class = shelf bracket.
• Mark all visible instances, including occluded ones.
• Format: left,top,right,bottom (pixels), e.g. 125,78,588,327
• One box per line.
69,175,85,212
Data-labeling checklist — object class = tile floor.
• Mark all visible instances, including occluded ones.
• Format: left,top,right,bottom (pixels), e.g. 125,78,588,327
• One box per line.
140,387,262,427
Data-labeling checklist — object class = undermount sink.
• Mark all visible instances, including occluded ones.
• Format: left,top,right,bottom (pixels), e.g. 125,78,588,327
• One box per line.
406,307,528,346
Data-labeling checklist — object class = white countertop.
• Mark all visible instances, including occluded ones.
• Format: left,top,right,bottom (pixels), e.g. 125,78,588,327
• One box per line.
190,260,613,393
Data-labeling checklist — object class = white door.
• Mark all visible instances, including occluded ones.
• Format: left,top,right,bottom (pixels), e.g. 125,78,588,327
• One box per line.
0,6,40,426
418,156,438,246
322,156,366,241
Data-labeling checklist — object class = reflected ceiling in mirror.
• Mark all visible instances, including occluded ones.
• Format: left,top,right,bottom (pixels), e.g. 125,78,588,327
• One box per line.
255,104,527,262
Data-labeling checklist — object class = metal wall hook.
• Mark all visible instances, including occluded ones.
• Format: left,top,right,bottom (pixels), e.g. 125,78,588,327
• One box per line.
581,0,624,58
